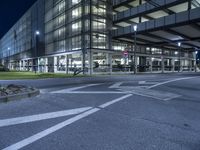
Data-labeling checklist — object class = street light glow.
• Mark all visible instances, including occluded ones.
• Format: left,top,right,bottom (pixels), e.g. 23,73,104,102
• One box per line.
7,47,10,50
35,31,40,35
133,25,137,32
178,42,181,47
196,51,198,54
175,51,178,55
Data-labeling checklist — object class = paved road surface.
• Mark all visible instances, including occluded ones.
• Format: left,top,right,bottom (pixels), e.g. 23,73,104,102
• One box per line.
0,73,200,150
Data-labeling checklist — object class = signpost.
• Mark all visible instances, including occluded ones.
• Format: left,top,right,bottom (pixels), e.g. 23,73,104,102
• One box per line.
123,49,129,71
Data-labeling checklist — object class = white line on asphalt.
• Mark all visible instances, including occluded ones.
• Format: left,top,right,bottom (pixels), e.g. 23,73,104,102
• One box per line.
3,94,132,150
163,95,181,101
2,108,100,150
138,81,160,85
109,82,123,88
138,81,146,84
99,94,132,108
130,91,165,101
51,84,101,93
0,107,92,128
148,77,198,89
62,91,126,94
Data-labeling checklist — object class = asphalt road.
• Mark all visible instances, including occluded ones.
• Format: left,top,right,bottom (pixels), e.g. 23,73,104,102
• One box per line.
0,73,200,150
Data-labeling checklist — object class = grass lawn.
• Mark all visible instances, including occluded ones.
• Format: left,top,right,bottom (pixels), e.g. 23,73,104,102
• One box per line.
0,71,87,80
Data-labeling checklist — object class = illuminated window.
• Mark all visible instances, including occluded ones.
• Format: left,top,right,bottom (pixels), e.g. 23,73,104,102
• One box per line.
72,7,81,18
72,0,80,5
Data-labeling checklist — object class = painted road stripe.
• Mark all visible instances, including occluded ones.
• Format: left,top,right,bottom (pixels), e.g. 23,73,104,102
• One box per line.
0,107,92,128
2,108,100,150
148,77,197,89
109,82,123,88
138,81,160,85
99,94,132,108
62,91,126,94
3,94,132,150
52,84,101,93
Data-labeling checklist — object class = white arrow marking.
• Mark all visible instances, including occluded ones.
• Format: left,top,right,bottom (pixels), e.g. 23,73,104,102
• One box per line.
52,84,101,93
0,107,92,128
109,82,123,88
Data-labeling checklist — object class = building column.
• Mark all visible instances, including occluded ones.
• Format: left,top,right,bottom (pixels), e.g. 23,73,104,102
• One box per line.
180,59,183,72
54,56,57,73
161,56,164,73
172,58,175,72
106,53,112,74
189,60,192,72
194,59,197,72
66,55,69,74
37,58,40,73
88,50,93,75
21,60,24,71
19,60,22,71
44,58,48,73
150,56,153,73
30,59,34,71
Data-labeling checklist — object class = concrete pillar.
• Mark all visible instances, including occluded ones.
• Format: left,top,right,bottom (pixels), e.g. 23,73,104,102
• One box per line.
19,61,22,71
66,55,69,74
195,59,197,72
161,56,164,73
150,56,153,73
88,50,93,75
30,59,34,71
172,58,175,72
38,58,40,73
189,60,192,72
180,59,183,72
106,53,112,74
43,58,47,73
54,57,57,73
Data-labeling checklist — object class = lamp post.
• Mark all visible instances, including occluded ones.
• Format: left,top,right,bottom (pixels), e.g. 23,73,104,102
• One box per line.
195,49,199,72
7,47,10,69
133,25,137,74
34,30,40,73
178,42,181,72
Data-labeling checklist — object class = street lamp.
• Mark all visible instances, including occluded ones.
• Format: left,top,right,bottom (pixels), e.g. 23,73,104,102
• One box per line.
178,42,181,72
195,49,199,72
34,30,40,73
133,25,137,74
35,31,40,35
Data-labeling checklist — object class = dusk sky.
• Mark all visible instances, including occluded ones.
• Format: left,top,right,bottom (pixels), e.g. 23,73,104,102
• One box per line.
0,0,37,38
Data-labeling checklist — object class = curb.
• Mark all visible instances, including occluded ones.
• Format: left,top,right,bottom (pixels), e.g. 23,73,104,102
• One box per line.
0,88,40,103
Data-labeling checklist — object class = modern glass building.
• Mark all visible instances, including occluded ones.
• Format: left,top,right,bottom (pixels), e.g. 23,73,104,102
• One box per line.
0,0,200,74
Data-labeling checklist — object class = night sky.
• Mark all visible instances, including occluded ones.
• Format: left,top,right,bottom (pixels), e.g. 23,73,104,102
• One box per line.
0,0,37,39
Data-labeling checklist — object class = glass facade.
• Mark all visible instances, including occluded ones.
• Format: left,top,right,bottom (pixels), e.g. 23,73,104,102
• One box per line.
0,0,198,74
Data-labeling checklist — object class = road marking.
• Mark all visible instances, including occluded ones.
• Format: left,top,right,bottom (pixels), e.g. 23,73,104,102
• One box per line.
3,94,132,150
0,107,92,128
3,108,100,150
109,82,123,88
148,77,197,89
138,81,160,85
138,81,146,84
52,84,101,93
61,91,126,94
131,91,180,101
99,94,132,108
163,95,181,101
